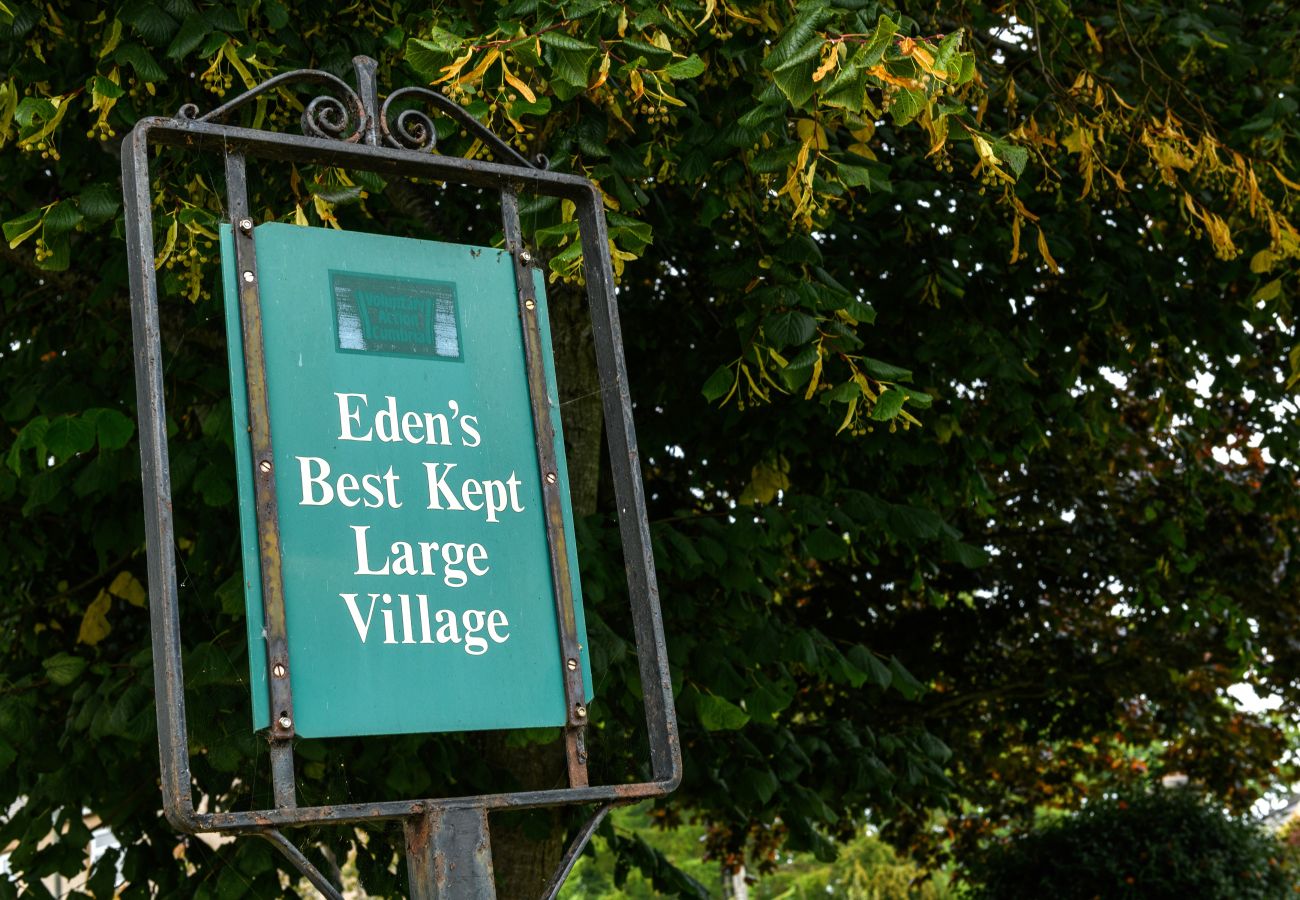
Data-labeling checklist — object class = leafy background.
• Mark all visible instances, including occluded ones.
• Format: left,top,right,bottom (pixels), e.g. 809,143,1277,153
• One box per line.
2,0,1299,896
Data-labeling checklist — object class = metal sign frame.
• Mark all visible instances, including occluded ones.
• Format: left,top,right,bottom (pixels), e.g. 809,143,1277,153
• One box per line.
122,55,679,898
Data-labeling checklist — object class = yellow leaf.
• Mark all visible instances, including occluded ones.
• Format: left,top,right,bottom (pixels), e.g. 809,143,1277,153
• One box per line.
77,590,112,646
796,119,829,150
1252,278,1282,304
1271,164,1300,192
804,346,824,400
7,208,45,250
434,49,474,85
108,571,147,608
590,53,611,91
1084,20,1103,53
294,203,308,226
99,17,122,59
740,459,791,505
630,69,644,102
1036,227,1060,274
154,218,177,270
1009,215,1022,264
836,396,858,434
970,132,997,165
812,44,839,83
696,0,716,27
457,48,500,87
1250,249,1275,274
501,61,536,103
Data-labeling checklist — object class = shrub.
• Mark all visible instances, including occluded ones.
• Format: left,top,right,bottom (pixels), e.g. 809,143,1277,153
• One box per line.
969,789,1296,899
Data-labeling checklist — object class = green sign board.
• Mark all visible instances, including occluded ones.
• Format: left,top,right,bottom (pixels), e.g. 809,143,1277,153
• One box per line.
219,223,592,738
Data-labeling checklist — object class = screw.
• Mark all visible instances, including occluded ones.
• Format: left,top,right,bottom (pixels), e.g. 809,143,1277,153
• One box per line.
272,663,286,678
545,472,557,485
575,705,587,719
277,715,293,730
238,218,254,234
519,249,532,265
259,459,272,474
566,658,578,671
524,298,536,311
242,270,255,283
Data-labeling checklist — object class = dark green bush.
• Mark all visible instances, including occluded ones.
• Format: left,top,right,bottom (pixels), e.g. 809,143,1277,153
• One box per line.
969,789,1296,899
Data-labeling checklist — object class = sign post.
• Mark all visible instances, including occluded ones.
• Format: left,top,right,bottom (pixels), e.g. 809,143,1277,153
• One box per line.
123,56,679,897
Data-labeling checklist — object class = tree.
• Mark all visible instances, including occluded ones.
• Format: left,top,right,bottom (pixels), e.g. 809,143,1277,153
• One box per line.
3,0,1299,896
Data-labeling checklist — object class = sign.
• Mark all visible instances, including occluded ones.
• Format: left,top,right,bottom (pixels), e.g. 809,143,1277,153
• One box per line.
219,223,592,738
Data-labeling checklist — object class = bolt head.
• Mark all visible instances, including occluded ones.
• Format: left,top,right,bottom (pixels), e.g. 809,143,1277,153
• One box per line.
242,270,255,283
272,663,286,678
524,298,536,311
238,218,254,234
545,472,557,484
575,705,587,719
566,658,578,671
519,249,532,265
259,459,272,474
277,715,293,730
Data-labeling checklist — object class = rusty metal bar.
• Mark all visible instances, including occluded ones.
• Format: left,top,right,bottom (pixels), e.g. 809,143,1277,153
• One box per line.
541,802,620,900
259,830,345,900
122,122,199,833
575,185,681,785
405,808,496,899
223,150,297,809
501,187,589,788
135,116,590,198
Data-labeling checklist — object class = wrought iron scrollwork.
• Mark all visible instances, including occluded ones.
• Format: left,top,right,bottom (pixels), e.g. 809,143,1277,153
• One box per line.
379,86,548,169
174,55,547,170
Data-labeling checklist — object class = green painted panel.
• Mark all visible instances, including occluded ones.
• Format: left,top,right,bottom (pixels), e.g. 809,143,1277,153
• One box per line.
220,223,592,738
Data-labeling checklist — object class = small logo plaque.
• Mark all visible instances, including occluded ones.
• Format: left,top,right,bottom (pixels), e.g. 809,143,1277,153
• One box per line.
332,271,461,360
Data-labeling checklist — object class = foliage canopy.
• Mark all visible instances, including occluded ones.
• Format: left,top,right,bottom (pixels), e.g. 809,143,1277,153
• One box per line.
2,0,1299,895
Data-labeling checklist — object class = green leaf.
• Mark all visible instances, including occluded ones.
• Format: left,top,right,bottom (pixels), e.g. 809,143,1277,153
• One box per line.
888,86,926,126
3,208,43,249
165,13,212,59
77,185,119,225
121,2,178,44
87,74,126,99
888,656,925,699
947,540,989,568
405,37,456,82
805,526,847,560
837,163,872,188
848,646,893,689
701,364,734,402
764,3,833,71
115,43,166,81
697,693,750,731
620,38,673,68
43,652,87,686
88,408,135,450
860,14,899,67
870,387,905,420
664,54,705,79
994,140,1029,177
861,356,912,381
44,414,98,459
765,310,817,348
42,199,83,236
539,30,597,52
549,47,597,100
